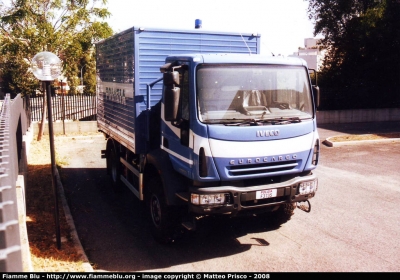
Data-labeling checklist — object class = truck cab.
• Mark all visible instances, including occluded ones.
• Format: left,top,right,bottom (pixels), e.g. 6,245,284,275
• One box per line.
144,53,319,242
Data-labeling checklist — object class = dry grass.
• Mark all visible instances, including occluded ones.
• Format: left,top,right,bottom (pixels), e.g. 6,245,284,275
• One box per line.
26,134,90,272
328,132,400,142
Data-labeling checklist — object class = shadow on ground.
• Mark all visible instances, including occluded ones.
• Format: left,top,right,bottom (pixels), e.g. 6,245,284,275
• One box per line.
60,166,286,272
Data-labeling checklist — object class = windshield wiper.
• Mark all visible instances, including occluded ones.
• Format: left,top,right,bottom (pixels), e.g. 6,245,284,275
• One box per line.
224,119,265,126
202,119,223,124
204,117,308,126
223,117,305,126
268,117,302,124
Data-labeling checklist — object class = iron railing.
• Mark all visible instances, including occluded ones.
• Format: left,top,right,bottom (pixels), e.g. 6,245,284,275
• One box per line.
28,94,97,122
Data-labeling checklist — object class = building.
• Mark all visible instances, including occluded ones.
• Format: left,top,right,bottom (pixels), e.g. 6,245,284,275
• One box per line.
289,38,326,71
54,76,70,95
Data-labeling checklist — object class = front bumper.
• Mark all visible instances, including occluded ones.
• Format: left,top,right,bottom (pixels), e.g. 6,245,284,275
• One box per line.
176,173,317,216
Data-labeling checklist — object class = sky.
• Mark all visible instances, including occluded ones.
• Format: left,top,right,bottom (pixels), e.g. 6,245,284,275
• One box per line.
106,0,317,57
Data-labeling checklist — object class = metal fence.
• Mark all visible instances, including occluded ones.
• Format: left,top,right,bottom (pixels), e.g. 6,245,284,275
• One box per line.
28,94,97,122
0,93,30,272
0,92,96,271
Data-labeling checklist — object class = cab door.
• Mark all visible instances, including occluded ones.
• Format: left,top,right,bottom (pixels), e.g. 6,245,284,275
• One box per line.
161,62,194,178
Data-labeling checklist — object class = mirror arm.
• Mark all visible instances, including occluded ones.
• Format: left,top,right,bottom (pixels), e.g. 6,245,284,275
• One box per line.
146,77,163,110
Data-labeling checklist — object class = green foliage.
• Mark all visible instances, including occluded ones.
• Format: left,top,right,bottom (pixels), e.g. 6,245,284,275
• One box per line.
307,0,400,110
0,0,113,96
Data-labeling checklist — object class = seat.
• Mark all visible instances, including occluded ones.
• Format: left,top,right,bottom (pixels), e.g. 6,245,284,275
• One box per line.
237,90,268,115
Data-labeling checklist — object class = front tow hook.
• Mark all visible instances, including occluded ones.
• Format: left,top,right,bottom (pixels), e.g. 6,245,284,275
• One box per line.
297,200,311,213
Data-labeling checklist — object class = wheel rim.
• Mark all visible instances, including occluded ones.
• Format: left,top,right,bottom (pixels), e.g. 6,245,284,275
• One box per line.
150,194,162,227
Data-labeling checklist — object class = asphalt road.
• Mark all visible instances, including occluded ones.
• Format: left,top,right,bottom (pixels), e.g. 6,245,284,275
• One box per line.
57,121,400,272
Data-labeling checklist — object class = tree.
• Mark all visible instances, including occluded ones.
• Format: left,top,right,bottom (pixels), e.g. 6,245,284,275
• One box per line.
0,0,113,96
306,0,400,109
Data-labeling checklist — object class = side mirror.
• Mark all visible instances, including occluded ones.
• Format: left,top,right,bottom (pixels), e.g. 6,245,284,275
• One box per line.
163,71,180,121
308,69,319,110
163,71,180,86
308,69,317,86
312,85,320,110
164,86,180,121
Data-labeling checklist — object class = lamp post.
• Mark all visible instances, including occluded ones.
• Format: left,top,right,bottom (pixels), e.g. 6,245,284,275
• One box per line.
31,51,62,249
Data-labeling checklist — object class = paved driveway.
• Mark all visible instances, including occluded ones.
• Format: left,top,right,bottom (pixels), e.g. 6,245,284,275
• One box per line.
58,122,400,272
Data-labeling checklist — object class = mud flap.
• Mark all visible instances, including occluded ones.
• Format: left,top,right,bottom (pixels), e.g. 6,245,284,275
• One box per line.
297,200,311,213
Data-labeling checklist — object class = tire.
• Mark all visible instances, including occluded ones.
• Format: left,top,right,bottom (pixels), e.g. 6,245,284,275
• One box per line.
109,146,121,190
273,202,296,224
146,175,181,244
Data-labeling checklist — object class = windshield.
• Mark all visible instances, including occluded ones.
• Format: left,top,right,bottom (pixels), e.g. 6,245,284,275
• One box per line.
197,65,314,125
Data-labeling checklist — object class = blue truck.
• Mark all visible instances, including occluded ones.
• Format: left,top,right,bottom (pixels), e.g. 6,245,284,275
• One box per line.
96,26,320,243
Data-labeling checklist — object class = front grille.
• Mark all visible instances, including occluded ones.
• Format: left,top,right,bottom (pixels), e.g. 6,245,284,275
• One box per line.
243,176,282,186
227,160,298,177
241,196,287,207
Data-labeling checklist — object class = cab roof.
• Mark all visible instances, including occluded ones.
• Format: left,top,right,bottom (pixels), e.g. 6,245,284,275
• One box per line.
166,53,308,67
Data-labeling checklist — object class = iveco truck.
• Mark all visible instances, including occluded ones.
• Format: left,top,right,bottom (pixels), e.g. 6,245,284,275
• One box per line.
96,26,320,243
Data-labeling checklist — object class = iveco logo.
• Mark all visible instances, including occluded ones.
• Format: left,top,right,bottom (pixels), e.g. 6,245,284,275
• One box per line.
256,130,279,137
229,154,297,165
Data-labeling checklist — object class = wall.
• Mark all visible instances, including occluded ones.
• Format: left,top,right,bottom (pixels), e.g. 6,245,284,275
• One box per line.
0,94,30,272
316,108,400,124
31,120,99,135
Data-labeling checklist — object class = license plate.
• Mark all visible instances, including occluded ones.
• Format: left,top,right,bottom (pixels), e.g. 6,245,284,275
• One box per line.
256,189,277,199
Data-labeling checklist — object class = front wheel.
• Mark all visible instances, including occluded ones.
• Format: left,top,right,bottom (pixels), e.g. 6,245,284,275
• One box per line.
146,175,181,244
273,202,296,224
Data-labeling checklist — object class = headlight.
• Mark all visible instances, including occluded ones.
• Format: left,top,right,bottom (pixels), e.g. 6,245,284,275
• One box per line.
191,193,227,205
299,179,318,195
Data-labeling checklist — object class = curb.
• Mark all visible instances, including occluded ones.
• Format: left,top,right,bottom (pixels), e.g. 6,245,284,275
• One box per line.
323,137,400,147
55,168,94,272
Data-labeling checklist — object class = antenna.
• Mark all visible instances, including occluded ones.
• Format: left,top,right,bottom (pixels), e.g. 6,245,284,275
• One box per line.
260,40,275,56
240,33,252,55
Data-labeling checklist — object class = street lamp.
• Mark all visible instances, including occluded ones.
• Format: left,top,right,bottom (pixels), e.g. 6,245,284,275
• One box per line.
31,51,61,81
31,51,62,249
